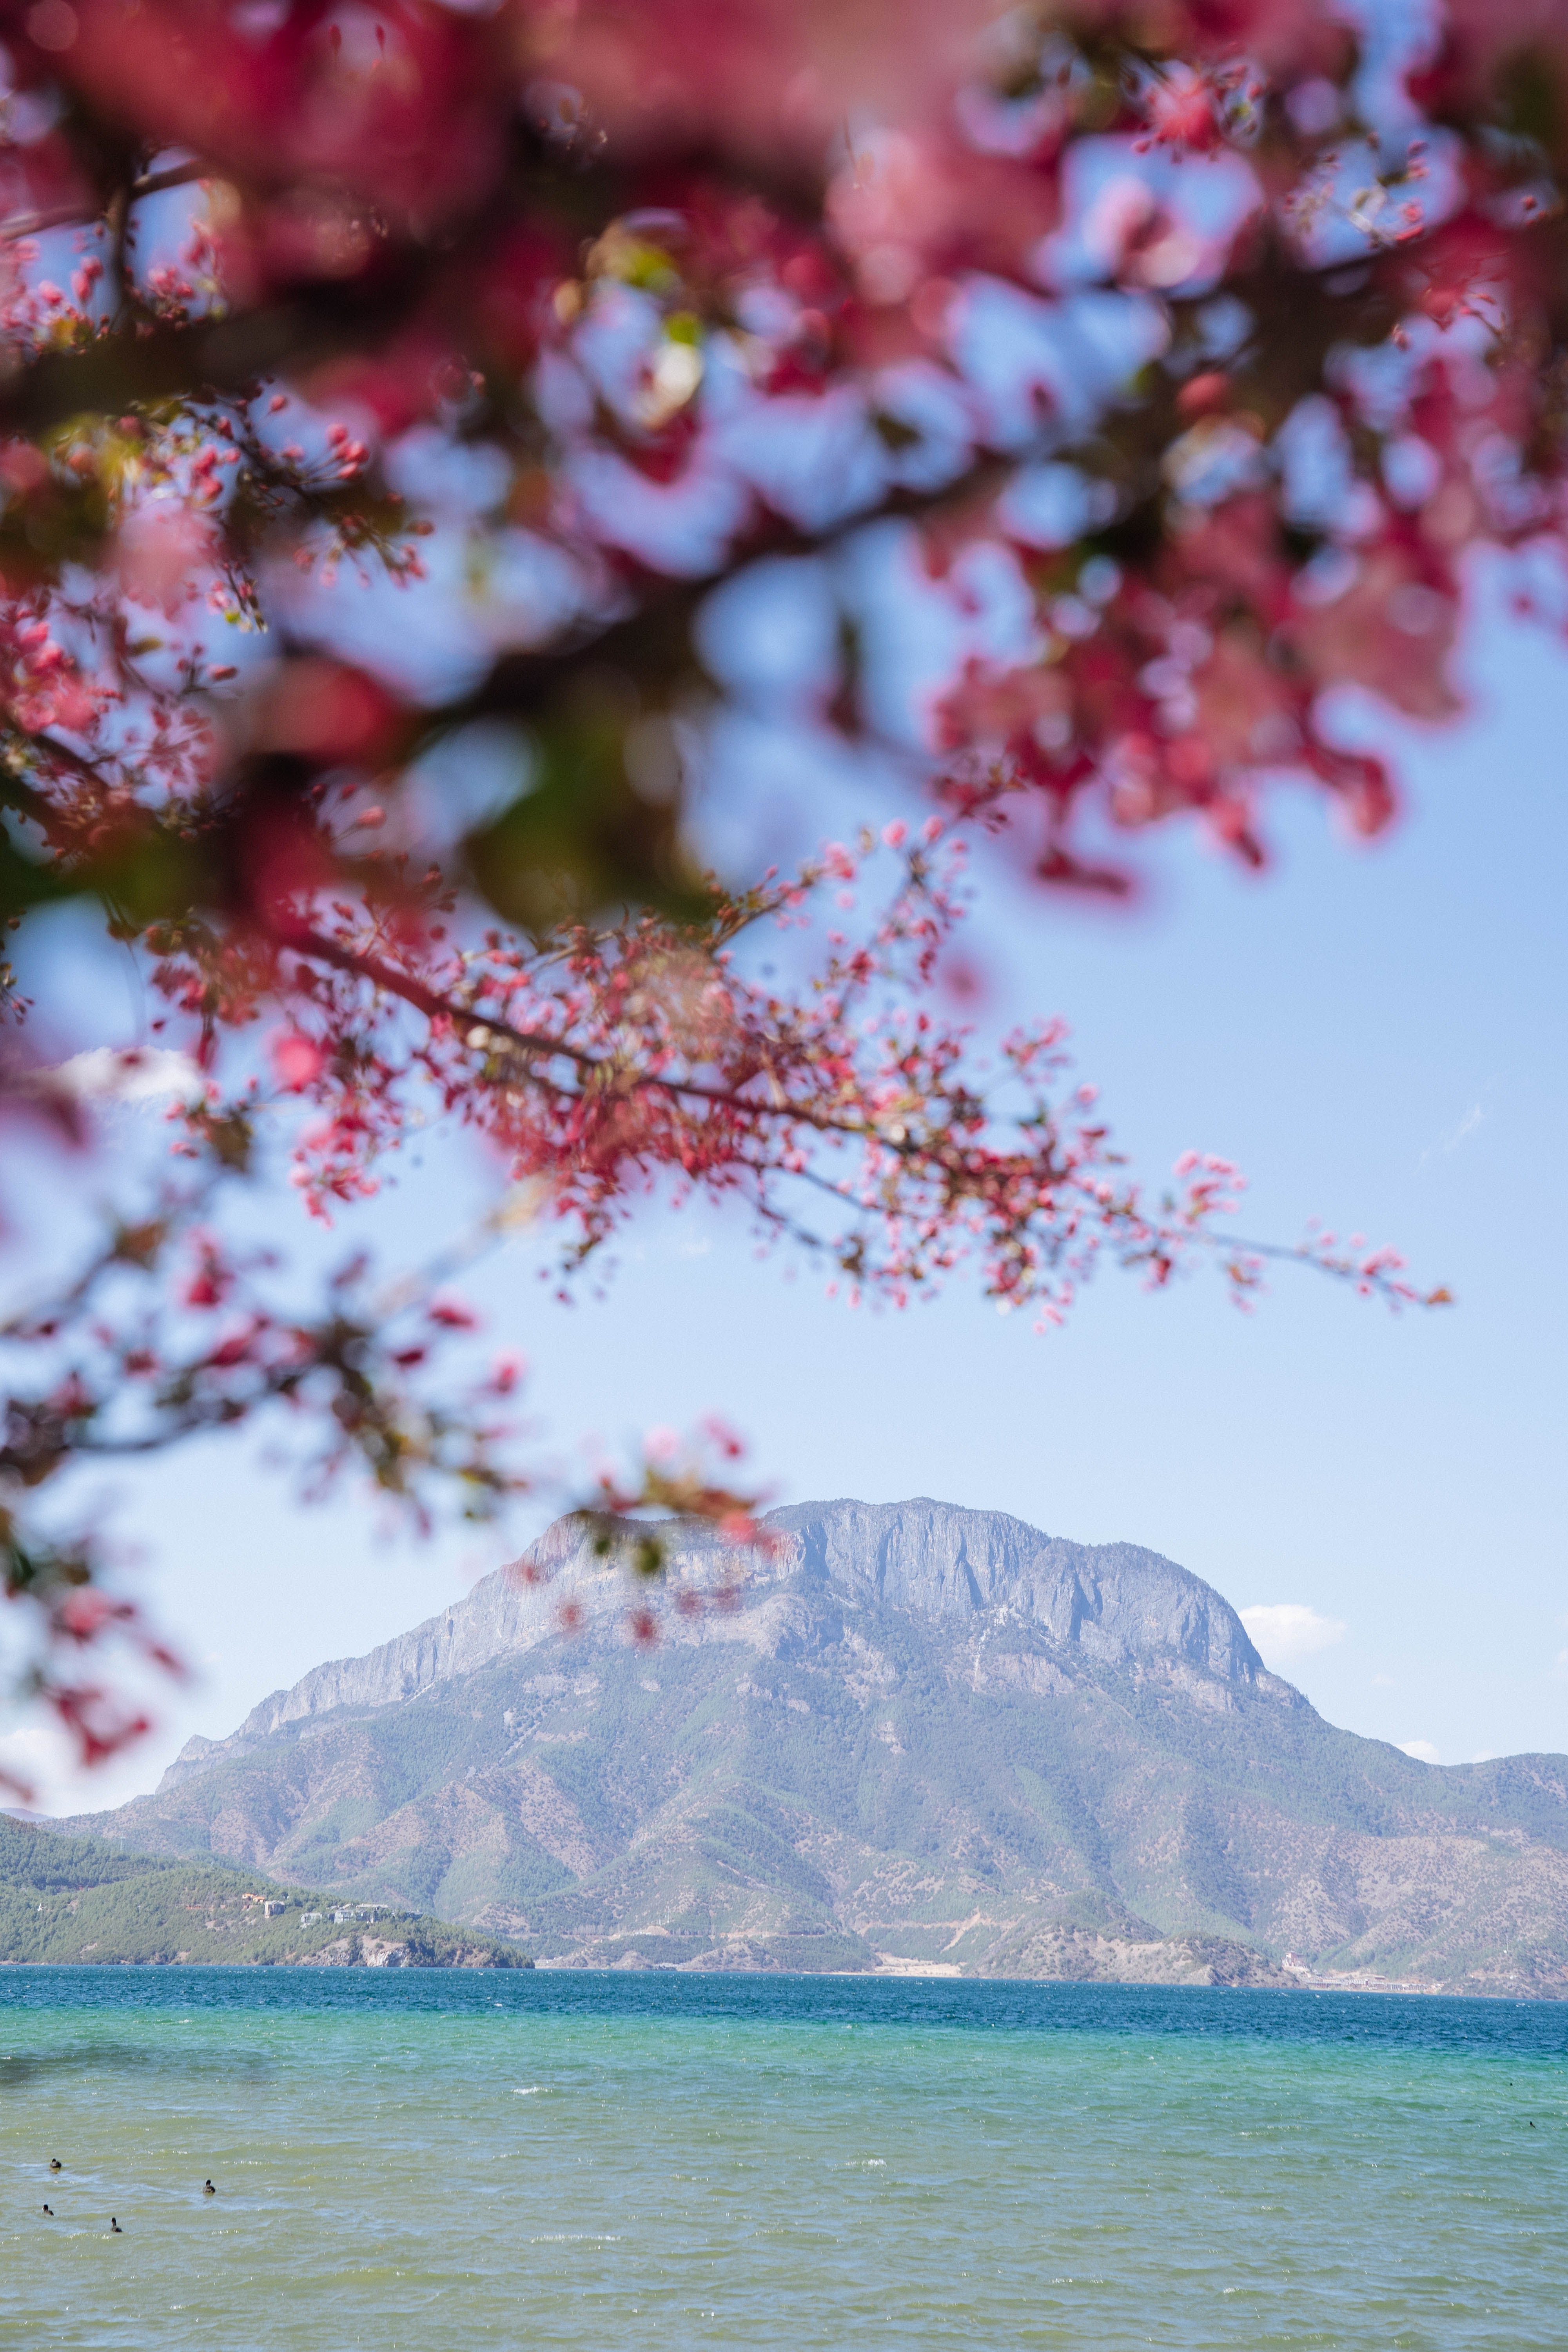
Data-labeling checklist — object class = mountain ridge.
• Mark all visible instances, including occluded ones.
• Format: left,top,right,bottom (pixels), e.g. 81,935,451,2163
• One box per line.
58,1497,1568,1994
158,1497,1295,1791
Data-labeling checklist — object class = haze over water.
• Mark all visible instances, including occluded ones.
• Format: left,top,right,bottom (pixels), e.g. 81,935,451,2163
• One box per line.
1,1972,1563,2350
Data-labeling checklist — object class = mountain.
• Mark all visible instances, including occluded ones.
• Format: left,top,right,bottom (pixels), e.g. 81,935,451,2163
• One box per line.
0,1816,532,1968
56,1497,1568,1993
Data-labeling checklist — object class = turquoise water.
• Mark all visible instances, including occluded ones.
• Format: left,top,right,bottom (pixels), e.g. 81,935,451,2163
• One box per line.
1,1973,1565,2349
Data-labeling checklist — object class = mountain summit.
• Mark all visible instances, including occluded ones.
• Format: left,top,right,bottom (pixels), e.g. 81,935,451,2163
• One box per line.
67,1499,1568,1993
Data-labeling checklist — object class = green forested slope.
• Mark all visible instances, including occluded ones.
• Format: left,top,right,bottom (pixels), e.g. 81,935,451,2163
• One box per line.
0,1818,532,1967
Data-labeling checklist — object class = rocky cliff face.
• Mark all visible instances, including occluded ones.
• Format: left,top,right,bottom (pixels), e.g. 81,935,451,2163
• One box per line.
156,1511,583,1784
761,1500,1284,1686
68,1498,1568,1993
157,1499,1289,1792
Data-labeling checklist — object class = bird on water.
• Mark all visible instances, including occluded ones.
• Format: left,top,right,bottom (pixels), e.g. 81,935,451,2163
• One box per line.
109,2218,123,2234
202,2180,216,2196
47,2158,61,2174
42,2205,53,2218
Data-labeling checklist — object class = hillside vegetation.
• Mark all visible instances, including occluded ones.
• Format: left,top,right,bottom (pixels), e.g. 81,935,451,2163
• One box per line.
0,1818,532,1968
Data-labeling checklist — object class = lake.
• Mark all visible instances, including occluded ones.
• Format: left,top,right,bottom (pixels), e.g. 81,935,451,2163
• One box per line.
1,1970,1564,2348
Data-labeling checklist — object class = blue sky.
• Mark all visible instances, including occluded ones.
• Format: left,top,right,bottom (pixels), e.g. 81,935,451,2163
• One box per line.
4,553,1564,1811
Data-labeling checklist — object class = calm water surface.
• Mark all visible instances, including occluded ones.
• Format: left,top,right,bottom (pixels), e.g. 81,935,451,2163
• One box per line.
1,1969,1564,2349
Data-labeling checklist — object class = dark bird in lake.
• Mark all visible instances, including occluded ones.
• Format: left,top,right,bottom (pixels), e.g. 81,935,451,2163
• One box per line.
109,2218,122,2234
203,2179,216,2195
48,2158,61,2173
42,2205,52,2217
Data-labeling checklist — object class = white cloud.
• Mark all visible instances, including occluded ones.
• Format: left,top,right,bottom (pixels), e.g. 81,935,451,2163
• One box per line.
1240,1603,1347,1669
0,1725,52,1766
0,1722,60,1807
1398,1740,1440,1764
48,1046,201,1104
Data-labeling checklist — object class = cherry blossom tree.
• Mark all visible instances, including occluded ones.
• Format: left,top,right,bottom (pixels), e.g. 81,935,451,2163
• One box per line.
3,0,1554,1785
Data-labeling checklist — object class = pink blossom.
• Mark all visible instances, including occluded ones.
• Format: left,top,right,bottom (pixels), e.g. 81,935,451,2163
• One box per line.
428,1297,478,1329
271,1034,327,1095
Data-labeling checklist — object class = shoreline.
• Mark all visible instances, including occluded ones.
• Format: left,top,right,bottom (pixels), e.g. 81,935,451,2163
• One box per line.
0,1956,1561,2000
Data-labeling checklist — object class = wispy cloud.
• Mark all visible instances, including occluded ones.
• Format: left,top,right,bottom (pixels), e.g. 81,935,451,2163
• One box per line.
1398,1739,1440,1764
1240,1603,1347,1670
1418,1089,1493,1169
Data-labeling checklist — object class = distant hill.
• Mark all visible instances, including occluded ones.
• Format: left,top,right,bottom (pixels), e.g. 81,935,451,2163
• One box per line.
0,1817,532,1969
55,1497,1568,1994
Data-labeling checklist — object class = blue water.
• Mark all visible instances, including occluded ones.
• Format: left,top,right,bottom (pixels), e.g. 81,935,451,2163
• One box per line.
2,1971,1565,2348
